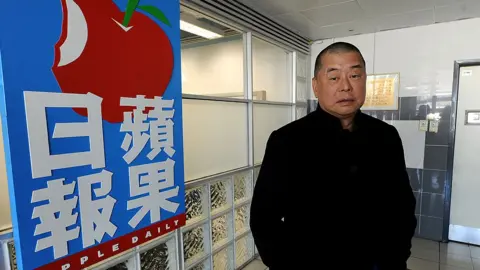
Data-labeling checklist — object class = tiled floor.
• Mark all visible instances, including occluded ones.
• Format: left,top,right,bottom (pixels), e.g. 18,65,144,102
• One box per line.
408,237,480,270
243,257,268,270
242,238,480,270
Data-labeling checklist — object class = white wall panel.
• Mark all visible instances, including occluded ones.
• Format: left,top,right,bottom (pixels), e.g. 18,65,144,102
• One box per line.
391,121,426,169
310,18,480,98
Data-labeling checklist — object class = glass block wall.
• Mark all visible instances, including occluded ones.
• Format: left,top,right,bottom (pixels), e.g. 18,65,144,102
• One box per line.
182,169,255,270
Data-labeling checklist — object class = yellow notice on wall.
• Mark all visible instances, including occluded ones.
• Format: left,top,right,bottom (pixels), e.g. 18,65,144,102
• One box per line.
362,73,399,110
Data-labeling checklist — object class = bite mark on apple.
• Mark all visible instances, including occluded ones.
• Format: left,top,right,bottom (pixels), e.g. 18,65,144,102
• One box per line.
112,18,133,32
58,0,88,67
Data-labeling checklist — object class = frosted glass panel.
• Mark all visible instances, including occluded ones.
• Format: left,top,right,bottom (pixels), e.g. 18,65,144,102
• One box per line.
183,99,249,180
252,38,292,102
253,167,260,185
183,224,209,265
186,185,207,224
235,204,250,235
106,257,136,270
211,178,232,214
297,78,308,102
234,171,252,203
253,104,292,163
140,238,177,270
297,106,307,119
235,234,254,268
181,36,244,98
190,260,211,270
213,246,234,270
296,53,308,103
296,53,308,78
212,213,233,249
7,241,17,270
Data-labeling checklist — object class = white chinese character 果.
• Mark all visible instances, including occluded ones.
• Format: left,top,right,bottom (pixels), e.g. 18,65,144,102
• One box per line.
31,178,79,259
127,159,180,228
78,170,117,248
120,95,175,164
24,91,106,179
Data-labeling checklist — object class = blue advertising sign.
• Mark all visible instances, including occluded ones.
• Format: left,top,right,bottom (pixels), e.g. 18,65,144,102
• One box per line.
0,1,185,269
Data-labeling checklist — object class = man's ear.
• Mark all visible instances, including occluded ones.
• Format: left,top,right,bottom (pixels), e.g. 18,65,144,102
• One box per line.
312,77,318,98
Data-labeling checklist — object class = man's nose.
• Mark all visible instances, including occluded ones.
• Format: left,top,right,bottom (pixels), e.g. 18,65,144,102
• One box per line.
340,76,353,92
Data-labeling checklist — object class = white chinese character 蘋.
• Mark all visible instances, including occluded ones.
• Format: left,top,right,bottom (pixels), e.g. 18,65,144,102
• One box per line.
127,159,179,228
120,95,175,164
31,178,79,259
78,170,117,248
24,91,105,179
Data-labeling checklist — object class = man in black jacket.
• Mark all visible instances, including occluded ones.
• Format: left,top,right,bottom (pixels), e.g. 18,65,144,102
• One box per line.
250,42,416,270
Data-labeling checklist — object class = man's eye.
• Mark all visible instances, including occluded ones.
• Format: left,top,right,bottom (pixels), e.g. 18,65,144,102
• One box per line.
351,74,361,78
329,77,338,81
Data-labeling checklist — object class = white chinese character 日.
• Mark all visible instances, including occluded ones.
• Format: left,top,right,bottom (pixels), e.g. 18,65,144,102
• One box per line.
31,178,79,259
78,170,117,248
127,159,180,228
120,95,175,164
24,91,106,179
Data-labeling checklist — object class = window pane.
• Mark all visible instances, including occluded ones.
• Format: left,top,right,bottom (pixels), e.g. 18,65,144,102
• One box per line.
180,8,243,98
182,37,244,98
183,99,248,180
253,104,292,163
252,37,292,102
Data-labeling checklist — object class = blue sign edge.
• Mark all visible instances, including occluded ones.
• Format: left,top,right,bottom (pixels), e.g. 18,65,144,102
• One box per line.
0,49,25,270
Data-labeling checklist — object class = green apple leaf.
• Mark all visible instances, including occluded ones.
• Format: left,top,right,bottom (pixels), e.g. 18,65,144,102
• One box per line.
137,5,171,27
123,0,140,27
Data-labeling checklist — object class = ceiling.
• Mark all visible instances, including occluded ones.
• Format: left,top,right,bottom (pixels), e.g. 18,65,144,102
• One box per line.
237,0,480,40
180,5,239,44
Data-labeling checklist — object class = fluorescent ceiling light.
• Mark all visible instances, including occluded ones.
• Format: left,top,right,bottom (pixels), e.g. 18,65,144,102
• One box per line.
180,13,224,40
180,20,223,39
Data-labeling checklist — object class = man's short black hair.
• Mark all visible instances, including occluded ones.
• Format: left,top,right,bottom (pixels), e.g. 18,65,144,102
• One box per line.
313,42,366,78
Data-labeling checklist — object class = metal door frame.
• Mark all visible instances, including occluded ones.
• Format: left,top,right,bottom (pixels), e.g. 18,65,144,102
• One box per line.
443,59,480,242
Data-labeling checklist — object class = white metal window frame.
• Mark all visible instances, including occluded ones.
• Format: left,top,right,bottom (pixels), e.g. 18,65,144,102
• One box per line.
0,4,310,270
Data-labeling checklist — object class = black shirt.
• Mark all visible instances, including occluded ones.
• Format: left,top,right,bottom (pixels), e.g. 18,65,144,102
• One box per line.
250,105,416,270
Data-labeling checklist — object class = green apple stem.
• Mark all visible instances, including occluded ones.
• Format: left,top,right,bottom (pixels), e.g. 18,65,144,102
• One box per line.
122,0,140,27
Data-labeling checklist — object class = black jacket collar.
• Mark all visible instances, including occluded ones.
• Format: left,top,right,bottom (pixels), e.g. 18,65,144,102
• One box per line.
313,103,364,132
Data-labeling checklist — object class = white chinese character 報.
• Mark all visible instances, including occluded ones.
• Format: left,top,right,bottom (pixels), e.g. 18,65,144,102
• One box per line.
120,95,175,164
127,159,179,228
78,170,117,248
24,91,105,179
31,178,79,259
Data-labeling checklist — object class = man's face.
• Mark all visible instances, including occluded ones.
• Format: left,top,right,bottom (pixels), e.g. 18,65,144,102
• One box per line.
312,51,366,118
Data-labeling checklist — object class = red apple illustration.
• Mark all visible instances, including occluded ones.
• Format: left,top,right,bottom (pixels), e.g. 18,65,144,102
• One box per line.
52,0,174,123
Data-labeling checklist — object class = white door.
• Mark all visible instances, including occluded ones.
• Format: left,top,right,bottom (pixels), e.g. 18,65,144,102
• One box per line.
450,65,480,244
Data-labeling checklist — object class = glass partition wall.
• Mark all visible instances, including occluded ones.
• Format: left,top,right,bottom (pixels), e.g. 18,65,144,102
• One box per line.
0,4,309,270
